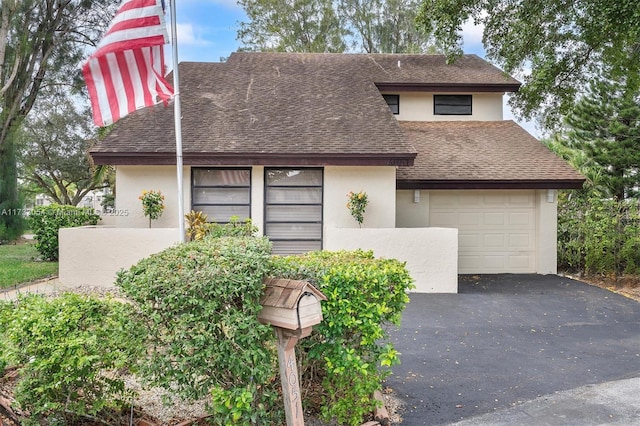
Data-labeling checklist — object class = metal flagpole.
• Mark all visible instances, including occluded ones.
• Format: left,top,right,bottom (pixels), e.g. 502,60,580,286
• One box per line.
169,0,185,243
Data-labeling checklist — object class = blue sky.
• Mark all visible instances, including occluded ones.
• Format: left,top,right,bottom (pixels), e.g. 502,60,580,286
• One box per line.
165,1,539,136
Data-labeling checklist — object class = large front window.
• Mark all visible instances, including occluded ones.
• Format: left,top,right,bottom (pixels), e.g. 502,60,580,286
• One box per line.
191,168,251,223
265,168,323,255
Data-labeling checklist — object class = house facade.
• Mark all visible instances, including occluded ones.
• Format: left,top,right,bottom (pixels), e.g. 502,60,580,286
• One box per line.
86,52,584,289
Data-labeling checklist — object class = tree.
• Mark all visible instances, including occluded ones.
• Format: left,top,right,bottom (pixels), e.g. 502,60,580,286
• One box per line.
19,97,109,206
561,79,640,200
338,0,432,53
415,0,640,128
238,0,348,52
237,0,432,53
0,0,114,240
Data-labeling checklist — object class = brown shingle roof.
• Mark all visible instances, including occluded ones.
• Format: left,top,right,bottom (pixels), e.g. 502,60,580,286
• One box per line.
91,54,420,166
397,121,585,189
90,53,519,166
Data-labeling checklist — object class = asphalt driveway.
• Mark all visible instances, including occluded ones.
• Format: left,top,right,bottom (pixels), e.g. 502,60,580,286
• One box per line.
385,274,640,425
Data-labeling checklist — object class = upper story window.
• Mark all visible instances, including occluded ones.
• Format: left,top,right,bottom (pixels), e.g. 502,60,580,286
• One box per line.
434,95,472,115
383,94,399,114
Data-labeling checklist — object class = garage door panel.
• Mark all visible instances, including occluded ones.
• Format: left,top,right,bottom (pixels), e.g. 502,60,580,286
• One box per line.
459,212,481,225
482,194,508,205
509,211,533,226
431,211,457,226
430,190,537,274
509,255,534,270
460,255,483,270
483,255,506,269
483,212,505,225
483,233,506,248
509,233,532,248
460,233,481,248
509,194,535,206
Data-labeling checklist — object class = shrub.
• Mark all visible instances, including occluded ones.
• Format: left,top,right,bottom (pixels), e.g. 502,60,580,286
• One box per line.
186,212,258,241
115,236,283,425
29,204,100,261
557,192,640,275
0,293,144,424
347,191,369,228
207,216,257,238
138,189,165,228
270,250,414,425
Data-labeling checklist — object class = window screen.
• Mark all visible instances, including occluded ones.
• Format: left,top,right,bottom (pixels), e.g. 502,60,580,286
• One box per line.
434,95,472,115
191,168,251,223
383,94,399,114
264,168,323,255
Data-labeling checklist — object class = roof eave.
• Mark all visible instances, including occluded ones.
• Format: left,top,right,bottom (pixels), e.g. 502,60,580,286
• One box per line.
90,152,417,167
397,179,586,190
376,82,521,93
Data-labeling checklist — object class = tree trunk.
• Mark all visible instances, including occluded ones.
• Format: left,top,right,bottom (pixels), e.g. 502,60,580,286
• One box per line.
0,128,25,241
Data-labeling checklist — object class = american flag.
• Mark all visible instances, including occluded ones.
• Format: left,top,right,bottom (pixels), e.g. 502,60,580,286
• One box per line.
83,0,174,127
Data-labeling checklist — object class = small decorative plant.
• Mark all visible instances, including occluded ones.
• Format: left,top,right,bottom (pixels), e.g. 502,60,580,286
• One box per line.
139,189,165,228
347,190,368,228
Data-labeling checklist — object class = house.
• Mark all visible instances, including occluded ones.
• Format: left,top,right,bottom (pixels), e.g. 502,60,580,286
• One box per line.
73,52,584,292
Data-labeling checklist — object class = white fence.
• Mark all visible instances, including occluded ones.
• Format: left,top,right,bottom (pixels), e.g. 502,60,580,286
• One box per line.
59,226,180,287
325,227,458,293
59,226,458,292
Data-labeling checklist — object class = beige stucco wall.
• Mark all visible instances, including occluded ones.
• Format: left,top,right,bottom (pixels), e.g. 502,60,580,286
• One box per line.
115,165,190,228
59,226,180,287
382,92,504,121
536,189,558,274
396,189,430,227
324,166,397,229
114,165,395,232
325,227,459,293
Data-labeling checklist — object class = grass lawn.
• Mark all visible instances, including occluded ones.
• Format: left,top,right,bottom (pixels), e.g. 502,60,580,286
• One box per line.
0,241,58,289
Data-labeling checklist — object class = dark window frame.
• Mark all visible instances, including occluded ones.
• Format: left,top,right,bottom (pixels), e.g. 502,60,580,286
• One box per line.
264,167,324,254
434,94,472,115
383,94,400,115
191,167,252,224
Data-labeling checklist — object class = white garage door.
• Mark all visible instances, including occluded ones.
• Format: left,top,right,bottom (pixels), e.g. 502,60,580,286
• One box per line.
429,191,536,273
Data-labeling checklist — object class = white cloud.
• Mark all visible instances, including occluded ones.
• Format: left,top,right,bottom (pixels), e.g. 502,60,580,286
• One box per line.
460,17,485,48
503,94,543,138
176,23,212,46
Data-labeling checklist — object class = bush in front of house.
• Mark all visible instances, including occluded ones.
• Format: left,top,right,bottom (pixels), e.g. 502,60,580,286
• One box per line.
29,204,100,261
0,293,145,424
557,192,640,275
270,250,415,426
115,235,283,425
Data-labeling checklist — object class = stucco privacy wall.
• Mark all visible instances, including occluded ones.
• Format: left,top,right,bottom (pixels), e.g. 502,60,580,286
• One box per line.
325,227,459,293
383,92,503,122
115,165,190,228
59,226,180,287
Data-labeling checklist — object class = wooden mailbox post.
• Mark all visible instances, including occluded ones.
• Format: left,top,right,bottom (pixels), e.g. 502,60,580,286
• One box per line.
258,278,327,426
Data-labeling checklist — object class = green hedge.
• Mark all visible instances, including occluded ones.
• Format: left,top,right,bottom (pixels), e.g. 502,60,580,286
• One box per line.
115,236,283,425
558,192,640,275
1,235,414,425
270,250,414,425
29,204,100,261
0,294,144,424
